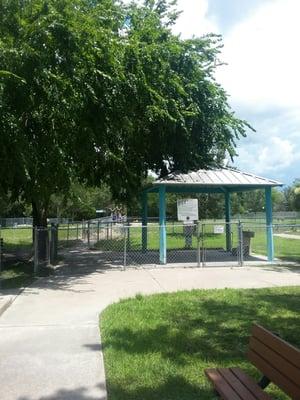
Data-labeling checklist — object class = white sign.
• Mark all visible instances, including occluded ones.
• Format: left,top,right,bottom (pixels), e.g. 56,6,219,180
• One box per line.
214,225,224,234
177,199,199,221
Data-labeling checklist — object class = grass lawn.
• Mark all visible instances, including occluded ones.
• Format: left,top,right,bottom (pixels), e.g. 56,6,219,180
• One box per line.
0,225,83,248
0,225,83,252
0,261,35,289
101,287,300,400
0,227,32,251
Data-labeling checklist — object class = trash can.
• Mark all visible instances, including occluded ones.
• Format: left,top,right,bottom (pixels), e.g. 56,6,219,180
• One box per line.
242,231,255,256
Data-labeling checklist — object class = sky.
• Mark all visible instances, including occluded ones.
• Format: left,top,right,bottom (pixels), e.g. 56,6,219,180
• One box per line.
172,0,300,184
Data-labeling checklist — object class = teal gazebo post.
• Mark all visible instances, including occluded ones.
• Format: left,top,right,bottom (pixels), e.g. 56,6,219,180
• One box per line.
141,191,148,252
225,190,232,251
265,187,274,261
159,185,167,264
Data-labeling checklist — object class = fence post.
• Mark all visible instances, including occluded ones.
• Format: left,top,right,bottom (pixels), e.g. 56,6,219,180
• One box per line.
34,227,39,274
0,238,3,274
197,222,201,267
97,221,100,243
76,223,79,240
50,224,58,265
238,222,244,267
87,220,90,248
46,228,50,266
159,185,167,264
202,223,206,267
123,226,127,271
0,238,2,290
265,187,274,261
67,223,70,242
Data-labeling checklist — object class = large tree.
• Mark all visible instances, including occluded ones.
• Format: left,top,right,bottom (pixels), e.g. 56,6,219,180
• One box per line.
0,0,124,225
0,0,251,227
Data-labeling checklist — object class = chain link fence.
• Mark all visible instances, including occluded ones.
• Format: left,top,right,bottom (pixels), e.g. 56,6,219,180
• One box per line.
0,217,72,228
81,221,300,268
0,220,90,277
200,222,238,266
2,220,300,274
165,223,197,264
85,222,251,268
274,224,300,262
57,222,86,247
0,225,60,276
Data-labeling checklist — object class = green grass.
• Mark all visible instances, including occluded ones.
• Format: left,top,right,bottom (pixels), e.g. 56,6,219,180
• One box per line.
0,261,35,289
0,225,82,250
101,287,300,400
0,227,32,250
248,226,300,262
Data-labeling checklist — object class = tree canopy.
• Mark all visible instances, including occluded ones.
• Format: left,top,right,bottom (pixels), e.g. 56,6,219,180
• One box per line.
0,0,251,225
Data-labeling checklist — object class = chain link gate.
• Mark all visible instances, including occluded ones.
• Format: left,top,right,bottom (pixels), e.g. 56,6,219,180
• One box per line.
166,223,198,266
197,222,248,267
198,222,223,266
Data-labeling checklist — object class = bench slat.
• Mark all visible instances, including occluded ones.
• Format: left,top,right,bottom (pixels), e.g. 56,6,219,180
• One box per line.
230,368,272,400
205,368,242,400
249,336,300,387
218,368,258,400
252,324,300,368
248,349,300,399
205,325,300,400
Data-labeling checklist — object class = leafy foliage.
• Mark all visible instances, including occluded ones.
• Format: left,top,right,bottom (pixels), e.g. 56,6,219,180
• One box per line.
48,182,113,220
0,0,251,225
283,179,300,211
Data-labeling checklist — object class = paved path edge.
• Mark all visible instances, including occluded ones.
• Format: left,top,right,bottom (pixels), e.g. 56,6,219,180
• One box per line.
0,295,16,317
0,277,42,317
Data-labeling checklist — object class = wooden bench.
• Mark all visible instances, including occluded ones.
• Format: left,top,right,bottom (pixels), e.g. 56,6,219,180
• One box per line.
205,324,300,400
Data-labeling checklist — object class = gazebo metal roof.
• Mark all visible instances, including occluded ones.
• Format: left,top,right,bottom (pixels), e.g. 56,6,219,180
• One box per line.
154,167,282,188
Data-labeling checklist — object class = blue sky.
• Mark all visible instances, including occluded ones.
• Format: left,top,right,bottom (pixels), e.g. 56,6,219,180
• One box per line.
172,0,300,184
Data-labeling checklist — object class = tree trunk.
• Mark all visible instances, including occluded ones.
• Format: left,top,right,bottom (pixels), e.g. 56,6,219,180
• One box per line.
32,201,48,227
32,201,49,263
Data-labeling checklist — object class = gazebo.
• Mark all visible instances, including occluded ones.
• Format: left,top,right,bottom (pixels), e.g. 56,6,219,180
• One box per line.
141,168,283,264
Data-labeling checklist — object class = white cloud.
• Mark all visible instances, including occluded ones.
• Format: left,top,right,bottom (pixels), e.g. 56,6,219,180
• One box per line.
216,0,300,110
173,0,219,38
231,105,300,182
237,136,299,176
121,0,218,37
209,0,300,182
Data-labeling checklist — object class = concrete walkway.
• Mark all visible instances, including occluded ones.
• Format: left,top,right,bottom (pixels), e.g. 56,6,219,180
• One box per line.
274,233,300,240
1,250,300,400
0,289,20,317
